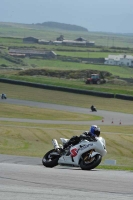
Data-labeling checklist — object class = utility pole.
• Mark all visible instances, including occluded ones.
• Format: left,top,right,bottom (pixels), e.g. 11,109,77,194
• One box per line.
107,36,109,47
112,37,114,47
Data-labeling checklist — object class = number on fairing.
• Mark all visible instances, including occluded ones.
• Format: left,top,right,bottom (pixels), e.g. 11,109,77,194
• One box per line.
70,148,78,157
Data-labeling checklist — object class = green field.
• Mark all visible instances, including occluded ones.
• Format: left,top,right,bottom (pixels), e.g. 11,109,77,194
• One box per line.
56,51,127,58
23,58,133,78
1,34,133,96
1,22,133,47
1,54,133,79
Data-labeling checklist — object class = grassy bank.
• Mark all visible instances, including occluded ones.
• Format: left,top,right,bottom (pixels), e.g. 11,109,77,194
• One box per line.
0,103,101,121
1,75,133,96
0,121,133,170
1,82,133,113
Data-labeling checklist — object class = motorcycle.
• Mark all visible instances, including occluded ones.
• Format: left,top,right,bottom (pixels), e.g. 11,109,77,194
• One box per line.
42,135,107,170
1,93,7,99
90,105,97,112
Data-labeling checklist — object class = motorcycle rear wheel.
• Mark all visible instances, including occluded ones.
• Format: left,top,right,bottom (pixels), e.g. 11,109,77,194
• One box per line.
80,154,102,170
42,149,60,168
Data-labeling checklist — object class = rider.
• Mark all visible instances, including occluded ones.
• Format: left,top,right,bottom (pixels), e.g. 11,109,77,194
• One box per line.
82,125,100,138
63,125,100,149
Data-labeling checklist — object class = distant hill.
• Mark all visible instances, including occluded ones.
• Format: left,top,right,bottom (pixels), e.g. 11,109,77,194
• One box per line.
34,21,88,32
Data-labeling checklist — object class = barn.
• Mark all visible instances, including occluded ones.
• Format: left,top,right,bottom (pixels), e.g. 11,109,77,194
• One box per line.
23,37,38,43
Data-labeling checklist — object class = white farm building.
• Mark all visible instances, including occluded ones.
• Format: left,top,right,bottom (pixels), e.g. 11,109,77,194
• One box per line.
104,55,133,67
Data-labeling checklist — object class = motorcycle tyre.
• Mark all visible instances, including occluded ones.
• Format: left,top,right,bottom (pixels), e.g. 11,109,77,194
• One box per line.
80,154,102,170
92,108,97,112
91,107,97,112
42,149,60,168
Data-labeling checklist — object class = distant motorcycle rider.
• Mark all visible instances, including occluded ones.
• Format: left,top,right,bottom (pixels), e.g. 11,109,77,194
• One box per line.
63,125,100,149
90,105,97,112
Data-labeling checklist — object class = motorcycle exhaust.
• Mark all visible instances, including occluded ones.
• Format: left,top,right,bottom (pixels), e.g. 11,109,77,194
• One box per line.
52,139,60,150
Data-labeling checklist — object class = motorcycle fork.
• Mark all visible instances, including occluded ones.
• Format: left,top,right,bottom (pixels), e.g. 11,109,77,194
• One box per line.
84,149,95,162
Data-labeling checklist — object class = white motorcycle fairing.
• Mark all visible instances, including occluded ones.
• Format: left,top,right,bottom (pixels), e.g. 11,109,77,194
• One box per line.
58,137,107,166
42,136,107,170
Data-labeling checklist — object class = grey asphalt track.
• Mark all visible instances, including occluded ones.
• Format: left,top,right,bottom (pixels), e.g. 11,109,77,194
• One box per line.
0,154,133,200
0,98,133,200
1,98,133,125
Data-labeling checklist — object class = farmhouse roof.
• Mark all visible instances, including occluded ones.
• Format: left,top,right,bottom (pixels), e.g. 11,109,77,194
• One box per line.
9,48,56,56
106,54,133,61
86,41,95,44
62,40,86,44
23,37,38,40
38,39,49,42
53,41,63,44
75,37,87,41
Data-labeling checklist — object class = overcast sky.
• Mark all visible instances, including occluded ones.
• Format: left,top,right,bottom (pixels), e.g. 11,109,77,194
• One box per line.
1,0,133,33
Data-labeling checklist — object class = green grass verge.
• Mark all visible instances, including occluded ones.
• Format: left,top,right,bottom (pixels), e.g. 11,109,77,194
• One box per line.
0,121,133,170
97,165,133,171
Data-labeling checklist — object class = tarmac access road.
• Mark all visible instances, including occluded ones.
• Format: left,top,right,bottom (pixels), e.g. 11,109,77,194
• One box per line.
0,98,133,125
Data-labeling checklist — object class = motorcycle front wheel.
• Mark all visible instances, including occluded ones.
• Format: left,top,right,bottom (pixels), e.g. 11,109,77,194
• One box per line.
80,154,102,170
42,149,60,168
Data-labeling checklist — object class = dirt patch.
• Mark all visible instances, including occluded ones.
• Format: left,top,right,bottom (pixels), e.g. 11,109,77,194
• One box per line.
18,68,112,79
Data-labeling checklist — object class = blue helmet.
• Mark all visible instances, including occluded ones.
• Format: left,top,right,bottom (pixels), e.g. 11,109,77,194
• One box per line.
90,125,100,137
